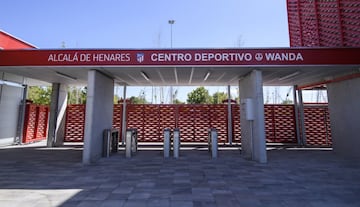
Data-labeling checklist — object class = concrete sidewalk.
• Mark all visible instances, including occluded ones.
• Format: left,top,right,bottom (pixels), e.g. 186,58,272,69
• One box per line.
0,142,359,207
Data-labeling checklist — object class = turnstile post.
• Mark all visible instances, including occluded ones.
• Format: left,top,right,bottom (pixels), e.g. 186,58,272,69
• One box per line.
103,129,111,157
173,128,180,159
208,128,218,158
125,129,132,158
163,128,171,158
131,128,138,153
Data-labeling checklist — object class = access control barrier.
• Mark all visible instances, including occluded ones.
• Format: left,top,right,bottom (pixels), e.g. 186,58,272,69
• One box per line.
125,128,138,158
173,128,180,158
208,128,218,158
102,128,119,157
64,104,332,146
23,104,49,144
163,128,171,158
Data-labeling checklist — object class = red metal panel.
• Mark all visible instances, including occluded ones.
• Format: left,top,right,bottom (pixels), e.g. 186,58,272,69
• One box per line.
193,105,210,142
126,104,145,141
264,105,275,142
22,104,37,143
112,104,123,141
264,105,297,143
22,104,49,144
64,104,85,142
340,0,360,47
316,0,343,46
0,31,36,49
178,105,195,142
159,104,176,138
231,105,241,143
143,105,160,142
35,106,49,139
288,0,360,47
304,104,332,146
300,0,319,46
273,105,297,143
209,104,228,144
287,0,303,46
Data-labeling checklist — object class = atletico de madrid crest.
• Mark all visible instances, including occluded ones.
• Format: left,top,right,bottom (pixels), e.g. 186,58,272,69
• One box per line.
137,53,144,63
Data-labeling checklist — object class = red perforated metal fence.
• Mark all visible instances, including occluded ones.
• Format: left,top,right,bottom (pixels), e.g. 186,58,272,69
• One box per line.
64,104,86,142
264,105,297,143
304,104,332,146
287,0,360,47
64,103,332,146
112,104,123,139
231,105,241,143
22,104,49,143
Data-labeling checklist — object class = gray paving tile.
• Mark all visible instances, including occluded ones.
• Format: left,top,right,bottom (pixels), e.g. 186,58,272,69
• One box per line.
112,186,134,194
77,201,103,207
147,199,170,207
128,192,151,200
100,200,125,207
123,200,147,207
171,200,194,207
0,143,359,207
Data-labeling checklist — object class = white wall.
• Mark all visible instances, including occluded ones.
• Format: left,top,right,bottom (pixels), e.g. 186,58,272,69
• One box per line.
0,72,24,146
327,77,360,158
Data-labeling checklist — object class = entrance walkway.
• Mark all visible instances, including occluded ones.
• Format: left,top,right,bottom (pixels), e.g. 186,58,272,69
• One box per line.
0,142,359,207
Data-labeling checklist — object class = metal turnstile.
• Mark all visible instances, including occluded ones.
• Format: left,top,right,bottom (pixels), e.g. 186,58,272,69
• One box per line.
173,128,180,158
103,128,120,157
208,128,218,158
125,128,138,158
163,128,171,158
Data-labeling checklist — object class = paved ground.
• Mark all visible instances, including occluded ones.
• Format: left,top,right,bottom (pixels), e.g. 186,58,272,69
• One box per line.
0,142,359,207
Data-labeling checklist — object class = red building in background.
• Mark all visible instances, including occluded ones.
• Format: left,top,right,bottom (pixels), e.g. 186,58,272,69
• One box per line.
287,0,360,47
0,30,36,49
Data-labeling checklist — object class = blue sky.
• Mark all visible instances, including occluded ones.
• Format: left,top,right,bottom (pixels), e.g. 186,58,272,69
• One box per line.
1,0,289,48
1,0,310,103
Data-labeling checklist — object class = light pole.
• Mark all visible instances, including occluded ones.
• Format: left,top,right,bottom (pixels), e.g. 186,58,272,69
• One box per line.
168,20,175,104
168,20,175,48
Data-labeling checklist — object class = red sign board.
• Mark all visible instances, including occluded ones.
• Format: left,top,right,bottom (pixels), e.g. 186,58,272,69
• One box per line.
0,48,359,66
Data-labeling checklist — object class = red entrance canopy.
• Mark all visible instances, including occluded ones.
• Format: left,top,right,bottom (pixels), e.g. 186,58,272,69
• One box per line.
0,48,359,67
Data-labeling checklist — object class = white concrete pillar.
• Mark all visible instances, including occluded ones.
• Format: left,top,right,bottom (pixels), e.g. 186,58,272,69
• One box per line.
47,83,68,147
83,70,114,164
327,77,360,158
239,70,267,163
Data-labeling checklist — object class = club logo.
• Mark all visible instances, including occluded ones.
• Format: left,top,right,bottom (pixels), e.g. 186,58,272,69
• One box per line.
137,53,144,63
255,53,263,61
